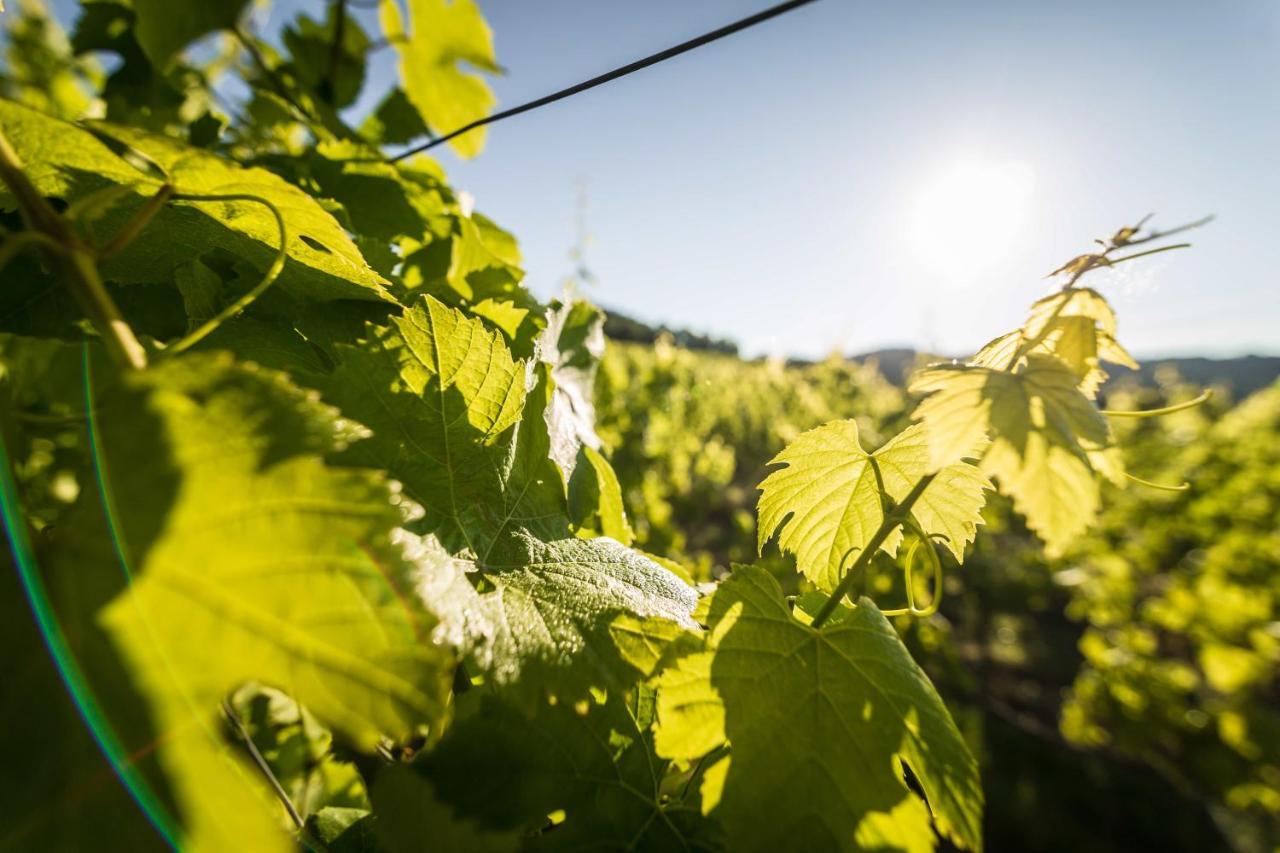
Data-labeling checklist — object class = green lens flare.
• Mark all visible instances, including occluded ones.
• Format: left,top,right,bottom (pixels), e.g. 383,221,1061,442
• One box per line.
0,348,181,848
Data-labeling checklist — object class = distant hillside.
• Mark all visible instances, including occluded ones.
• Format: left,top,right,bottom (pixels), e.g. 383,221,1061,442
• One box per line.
600,310,1280,401
601,309,1279,400
602,307,738,355
842,350,1280,402
1104,356,1280,400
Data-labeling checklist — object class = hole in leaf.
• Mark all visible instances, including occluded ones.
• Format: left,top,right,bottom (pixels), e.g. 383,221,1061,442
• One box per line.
299,234,331,254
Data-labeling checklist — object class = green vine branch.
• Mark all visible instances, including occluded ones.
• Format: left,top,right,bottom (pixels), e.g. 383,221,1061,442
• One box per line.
0,126,148,370
810,473,938,628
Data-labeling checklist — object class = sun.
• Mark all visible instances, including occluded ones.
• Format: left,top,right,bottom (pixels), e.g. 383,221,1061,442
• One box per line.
905,158,1036,280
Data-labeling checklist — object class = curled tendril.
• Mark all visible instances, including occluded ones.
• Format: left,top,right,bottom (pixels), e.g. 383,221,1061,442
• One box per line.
828,519,945,619
1102,389,1212,419
164,191,288,356
900,517,944,617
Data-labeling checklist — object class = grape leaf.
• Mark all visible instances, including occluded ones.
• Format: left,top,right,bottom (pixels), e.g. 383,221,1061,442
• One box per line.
40,352,453,849
226,684,369,822
399,211,537,347
362,86,432,146
910,353,1115,554
90,121,393,302
282,6,370,109
538,298,606,479
308,807,379,852
0,98,392,305
653,567,983,853
131,0,249,67
568,444,635,545
380,0,500,158
317,295,569,558
409,689,721,851
972,287,1137,398
757,420,991,591
410,529,699,698
309,138,451,244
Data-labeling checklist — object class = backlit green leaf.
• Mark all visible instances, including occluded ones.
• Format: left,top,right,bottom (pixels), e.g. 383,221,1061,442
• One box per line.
41,352,452,849
758,420,991,590
911,353,1115,554
410,529,698,698
653,567,983,852
317,295,567,558
380,0,500,158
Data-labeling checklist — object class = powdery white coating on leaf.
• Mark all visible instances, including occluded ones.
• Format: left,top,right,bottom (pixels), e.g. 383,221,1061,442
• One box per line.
536,297,606,481
410,528,699,698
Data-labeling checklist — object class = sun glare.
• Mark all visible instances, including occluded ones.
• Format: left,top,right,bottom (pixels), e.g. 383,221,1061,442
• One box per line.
905,158,1036,280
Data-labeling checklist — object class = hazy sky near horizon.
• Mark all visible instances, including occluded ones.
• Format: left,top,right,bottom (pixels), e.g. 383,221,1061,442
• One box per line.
429,0,1280,360
44,0,1280,359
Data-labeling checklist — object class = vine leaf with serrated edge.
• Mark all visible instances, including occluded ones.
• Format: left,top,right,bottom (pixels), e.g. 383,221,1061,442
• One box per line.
42,350,452,851
653,566,983,852
408,529,698,700
758,420,991,591
972,287,1137,398
317,295,567,559
910,353,1118,555
0,98,393,306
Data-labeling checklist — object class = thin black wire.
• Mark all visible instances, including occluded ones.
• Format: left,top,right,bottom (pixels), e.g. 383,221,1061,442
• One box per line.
389,0,822,162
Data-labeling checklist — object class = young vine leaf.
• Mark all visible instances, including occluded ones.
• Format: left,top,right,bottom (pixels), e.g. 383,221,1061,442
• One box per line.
972,286,1137,398
910,353,1116,555
758,420,991,590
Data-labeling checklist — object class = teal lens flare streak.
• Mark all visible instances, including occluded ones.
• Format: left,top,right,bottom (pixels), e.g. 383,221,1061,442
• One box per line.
0,345,180,848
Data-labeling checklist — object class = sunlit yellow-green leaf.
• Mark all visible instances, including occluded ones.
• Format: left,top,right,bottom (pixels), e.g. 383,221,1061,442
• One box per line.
653,567,983,852
911,354,1116,554
44,352,452,850
757,420,991,590
381,0,499,158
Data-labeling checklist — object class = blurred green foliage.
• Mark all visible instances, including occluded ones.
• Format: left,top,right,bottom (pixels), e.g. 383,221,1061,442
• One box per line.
596,337,907,580
595,338,1279,851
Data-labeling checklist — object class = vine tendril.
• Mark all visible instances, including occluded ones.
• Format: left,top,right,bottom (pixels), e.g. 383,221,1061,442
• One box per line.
165,192,288,356
1102,389,1212,419
1123,471,1191,492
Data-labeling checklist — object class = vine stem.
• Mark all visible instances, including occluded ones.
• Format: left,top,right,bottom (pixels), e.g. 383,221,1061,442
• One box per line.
810,473,937,629
220,699,307,833
0,127,148,370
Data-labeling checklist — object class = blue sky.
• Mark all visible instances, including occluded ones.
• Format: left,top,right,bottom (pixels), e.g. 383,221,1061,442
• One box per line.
45,1,1280,358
